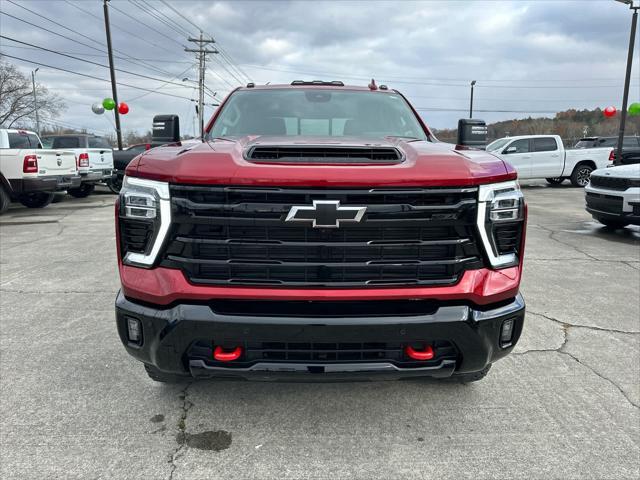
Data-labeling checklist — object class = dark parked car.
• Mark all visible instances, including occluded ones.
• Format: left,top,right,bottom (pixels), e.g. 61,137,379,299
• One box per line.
575,137,640,165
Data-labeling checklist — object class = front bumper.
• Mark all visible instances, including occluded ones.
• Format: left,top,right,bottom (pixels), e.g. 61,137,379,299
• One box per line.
585,184,640,225
115,291,525,381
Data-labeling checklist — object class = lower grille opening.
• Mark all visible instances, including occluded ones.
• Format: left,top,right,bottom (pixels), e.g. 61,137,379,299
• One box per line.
188,340,458,369
586,192,624,215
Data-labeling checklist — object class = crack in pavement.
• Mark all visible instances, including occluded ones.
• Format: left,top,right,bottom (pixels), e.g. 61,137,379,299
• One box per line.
516,312,639,409
535,224,601,261
168,382,194,480
528,310,640,335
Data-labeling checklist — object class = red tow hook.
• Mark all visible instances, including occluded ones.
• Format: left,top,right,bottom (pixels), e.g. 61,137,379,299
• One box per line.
405,345,435,361
213,346,242,362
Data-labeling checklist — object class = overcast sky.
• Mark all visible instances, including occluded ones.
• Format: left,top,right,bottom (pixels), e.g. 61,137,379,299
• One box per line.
1,0,639,137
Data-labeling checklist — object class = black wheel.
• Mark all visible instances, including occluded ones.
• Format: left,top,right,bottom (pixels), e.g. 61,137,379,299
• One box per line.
67,183,95,198
446,364,492,384
144,364,191,383
18,192,54,208
0,185,11,214
545,177,564,185
570,164,594,187
106,175,122,194
595,217,629,229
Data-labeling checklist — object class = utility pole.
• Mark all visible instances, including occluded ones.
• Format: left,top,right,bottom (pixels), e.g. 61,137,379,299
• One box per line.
614,0,639,165
31,68,40,137
469,80,477,118
103,0,123,150
185,32,218,140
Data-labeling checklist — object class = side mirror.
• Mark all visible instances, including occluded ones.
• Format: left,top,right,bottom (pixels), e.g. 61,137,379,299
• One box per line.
151,114,180,147
457,119,487,149
504,146,517,154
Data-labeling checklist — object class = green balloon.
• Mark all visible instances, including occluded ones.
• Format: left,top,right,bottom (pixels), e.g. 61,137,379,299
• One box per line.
629,102,640,117
102,98,116,110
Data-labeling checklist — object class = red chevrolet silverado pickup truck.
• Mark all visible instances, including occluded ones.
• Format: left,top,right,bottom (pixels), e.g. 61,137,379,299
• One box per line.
115,81,526,383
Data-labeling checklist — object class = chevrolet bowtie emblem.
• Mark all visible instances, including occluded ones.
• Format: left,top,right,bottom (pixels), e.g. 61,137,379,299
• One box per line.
285,200,366,228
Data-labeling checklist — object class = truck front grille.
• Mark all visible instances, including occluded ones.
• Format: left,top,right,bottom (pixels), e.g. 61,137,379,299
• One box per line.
586,192,623,215
589,176,637,191
161,185,485,287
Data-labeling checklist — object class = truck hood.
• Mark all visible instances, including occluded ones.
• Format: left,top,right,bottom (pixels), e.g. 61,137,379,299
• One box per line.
128,136,515,187
592,163,640,179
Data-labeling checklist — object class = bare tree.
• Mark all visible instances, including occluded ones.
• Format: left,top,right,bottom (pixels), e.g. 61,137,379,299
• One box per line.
0,59,66,128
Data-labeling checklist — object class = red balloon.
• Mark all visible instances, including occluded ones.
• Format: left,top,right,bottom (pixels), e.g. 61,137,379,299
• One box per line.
118,102,129,115
604,106,617,118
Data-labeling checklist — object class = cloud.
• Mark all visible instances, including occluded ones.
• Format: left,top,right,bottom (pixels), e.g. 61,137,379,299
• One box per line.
0,0,637,135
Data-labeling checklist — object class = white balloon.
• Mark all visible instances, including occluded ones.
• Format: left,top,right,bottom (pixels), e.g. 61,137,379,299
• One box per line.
91,103,105,115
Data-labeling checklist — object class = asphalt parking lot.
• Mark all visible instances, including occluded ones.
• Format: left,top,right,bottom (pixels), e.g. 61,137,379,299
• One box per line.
1,183,638,479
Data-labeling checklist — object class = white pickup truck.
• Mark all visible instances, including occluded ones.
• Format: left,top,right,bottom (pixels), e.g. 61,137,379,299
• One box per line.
41,134,114,198
0,129,79,213
486,134,612,187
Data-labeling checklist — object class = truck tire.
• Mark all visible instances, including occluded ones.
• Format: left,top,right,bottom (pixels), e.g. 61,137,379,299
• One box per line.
570,164,593,187
447,364,492,384
0,185,11,214
67,183,95,198
18,192,54,208
545,177,564,186
595,217,629,229
106,175,122,194
144,364,191,383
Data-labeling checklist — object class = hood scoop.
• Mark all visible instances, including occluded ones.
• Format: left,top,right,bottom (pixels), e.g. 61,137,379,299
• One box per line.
245,145,404,165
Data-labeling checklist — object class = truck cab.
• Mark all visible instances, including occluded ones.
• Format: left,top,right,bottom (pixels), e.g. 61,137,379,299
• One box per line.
487,134,612,186
41,134,114,198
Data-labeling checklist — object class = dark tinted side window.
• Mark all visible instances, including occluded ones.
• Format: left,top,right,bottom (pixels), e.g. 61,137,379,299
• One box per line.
7,132,41,149
53,137,81,149
505,139,530,154
623,137,640,148
598,138,618,147
88,136,111,148
532,137,558,152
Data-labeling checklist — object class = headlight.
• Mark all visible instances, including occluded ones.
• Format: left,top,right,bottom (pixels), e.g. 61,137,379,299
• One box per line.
477,181,525,268
118,176,171,267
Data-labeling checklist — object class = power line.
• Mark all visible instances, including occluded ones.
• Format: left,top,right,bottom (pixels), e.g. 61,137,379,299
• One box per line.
240,64,639,89
127,65,195,102
0,9,178,79
0,36,215,96
0,53,201,102
129,0,191,38
109,2,188,50
1,44,194,63
63,0,178,54
157,0,251,83
415,107,559,114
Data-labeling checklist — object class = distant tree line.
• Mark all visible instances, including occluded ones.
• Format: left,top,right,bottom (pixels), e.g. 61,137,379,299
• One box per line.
433,109,640,146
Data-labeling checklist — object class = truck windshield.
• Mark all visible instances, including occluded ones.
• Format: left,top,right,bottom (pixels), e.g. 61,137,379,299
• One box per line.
208,89,428,140
486,138,509,152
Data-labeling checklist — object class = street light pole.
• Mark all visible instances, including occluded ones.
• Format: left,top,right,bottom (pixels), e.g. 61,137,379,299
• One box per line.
31,68,40,137
615,0,639,165
469,80,477,118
